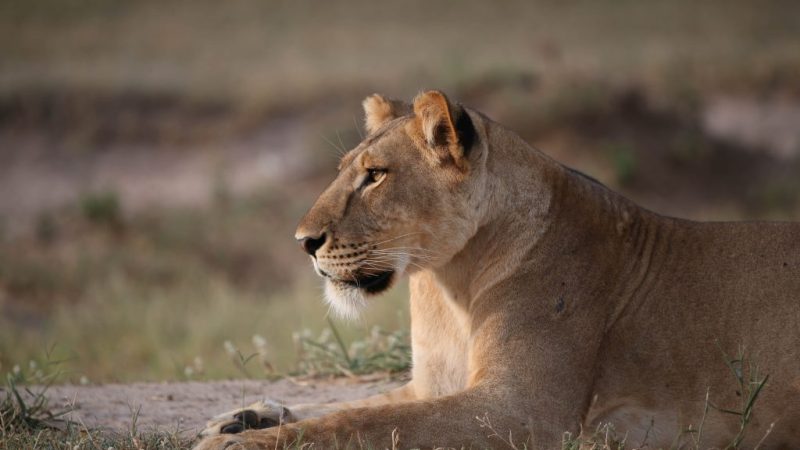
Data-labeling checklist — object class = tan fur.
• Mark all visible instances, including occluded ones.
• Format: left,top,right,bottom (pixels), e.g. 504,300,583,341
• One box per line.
362,94,412,135
196,91,800,450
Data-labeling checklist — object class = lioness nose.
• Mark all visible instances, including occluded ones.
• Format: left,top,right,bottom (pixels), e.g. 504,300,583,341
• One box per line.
299,233,327,257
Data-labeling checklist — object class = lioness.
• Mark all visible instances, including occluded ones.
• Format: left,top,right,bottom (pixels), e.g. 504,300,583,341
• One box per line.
196,91,800,449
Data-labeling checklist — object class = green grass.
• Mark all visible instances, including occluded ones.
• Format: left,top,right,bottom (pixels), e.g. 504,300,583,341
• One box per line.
606,143,637,187
0,428,193,450
79,190,123,228
0,345,773,449
293,319,411,378
0,188,409,382
0,318,413,449
0,270,409,382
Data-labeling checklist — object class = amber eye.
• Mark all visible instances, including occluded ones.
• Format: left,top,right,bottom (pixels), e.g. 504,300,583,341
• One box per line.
363,168,387,187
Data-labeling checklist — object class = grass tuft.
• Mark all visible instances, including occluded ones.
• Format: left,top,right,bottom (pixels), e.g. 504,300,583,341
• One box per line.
79,190,123,229
1,349,71,435
292,319,411,378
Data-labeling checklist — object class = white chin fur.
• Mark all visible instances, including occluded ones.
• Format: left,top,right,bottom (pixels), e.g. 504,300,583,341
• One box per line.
324,280,366,320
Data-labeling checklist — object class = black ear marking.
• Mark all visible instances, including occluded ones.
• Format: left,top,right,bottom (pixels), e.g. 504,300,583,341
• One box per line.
455,108,476,155
429,122,450,148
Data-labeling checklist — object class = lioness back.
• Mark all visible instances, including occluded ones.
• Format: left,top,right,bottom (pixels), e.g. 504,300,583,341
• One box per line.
590,216,800,447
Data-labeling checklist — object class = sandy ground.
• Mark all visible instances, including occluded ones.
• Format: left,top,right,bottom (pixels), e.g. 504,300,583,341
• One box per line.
37,377,402,436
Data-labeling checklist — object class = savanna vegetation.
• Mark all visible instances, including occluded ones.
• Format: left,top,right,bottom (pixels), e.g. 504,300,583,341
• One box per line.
1,1,799,448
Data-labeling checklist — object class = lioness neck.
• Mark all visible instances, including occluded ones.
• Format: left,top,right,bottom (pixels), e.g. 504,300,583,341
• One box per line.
428,119,666,314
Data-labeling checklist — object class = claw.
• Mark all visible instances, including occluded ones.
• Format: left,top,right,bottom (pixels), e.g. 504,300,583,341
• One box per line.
234,410,260,428
220,422,243,434
201,400,295,437
260,416,279,427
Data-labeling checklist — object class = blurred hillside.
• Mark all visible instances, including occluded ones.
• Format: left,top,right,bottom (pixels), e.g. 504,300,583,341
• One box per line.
0,0,799,382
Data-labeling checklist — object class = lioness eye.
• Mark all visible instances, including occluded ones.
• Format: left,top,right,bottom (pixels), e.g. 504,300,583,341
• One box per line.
364,168,387,186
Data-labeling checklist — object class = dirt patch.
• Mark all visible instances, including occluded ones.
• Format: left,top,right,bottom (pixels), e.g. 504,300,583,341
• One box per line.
702,95,800,160
0,113,316,236
34,377,402,436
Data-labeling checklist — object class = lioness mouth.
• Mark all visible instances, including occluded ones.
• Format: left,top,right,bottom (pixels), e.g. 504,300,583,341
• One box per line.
343,270,394,294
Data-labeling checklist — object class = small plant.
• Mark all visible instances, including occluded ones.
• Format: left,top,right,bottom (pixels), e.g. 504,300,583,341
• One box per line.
252,334,275,375
223,340,259,379
668,128,710,166
751,181,799,217
1,352,194,448
607,143,637,187
79,190,123,228
0,350,71,434
176,356,206,381
293,319,411,377
676,345,771,450
221,335,278,380
477,412,531,450
561,422,625,450
709,346,771,449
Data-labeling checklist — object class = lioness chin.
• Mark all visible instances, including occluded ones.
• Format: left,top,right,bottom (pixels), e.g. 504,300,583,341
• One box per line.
196,91,800,450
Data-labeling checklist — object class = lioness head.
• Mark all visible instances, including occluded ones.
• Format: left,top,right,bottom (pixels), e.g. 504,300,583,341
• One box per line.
295,91,487,318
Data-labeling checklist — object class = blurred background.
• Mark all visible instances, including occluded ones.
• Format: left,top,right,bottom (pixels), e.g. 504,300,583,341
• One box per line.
1,0,799,383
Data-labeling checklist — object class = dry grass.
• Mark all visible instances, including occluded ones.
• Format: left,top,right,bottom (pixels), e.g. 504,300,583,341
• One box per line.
0,187,409,382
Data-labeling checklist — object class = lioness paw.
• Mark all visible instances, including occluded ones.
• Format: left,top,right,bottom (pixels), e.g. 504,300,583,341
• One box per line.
200,400,294,437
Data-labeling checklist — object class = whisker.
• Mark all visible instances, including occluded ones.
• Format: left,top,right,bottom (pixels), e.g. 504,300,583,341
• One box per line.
320,133,347,158
367,252,436,262
361,256,427,272
358,259,398,269
371,250,438,258
372,248,443,259
362,257,397,265
370,232,426,247
369,252,437,261
373,246,441,255
353,116,364,140
400,259,427,272
362,255,406,262
336,130,348,156
371,246,440,255
358,265,394,275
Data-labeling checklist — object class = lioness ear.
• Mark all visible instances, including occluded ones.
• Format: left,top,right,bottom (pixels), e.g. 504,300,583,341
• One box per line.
412,90,475,170
362,94,411,135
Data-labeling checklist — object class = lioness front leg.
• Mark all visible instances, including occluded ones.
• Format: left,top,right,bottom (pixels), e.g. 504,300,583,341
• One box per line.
196,342,595,449
200,383,416,437
194,385,529,450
